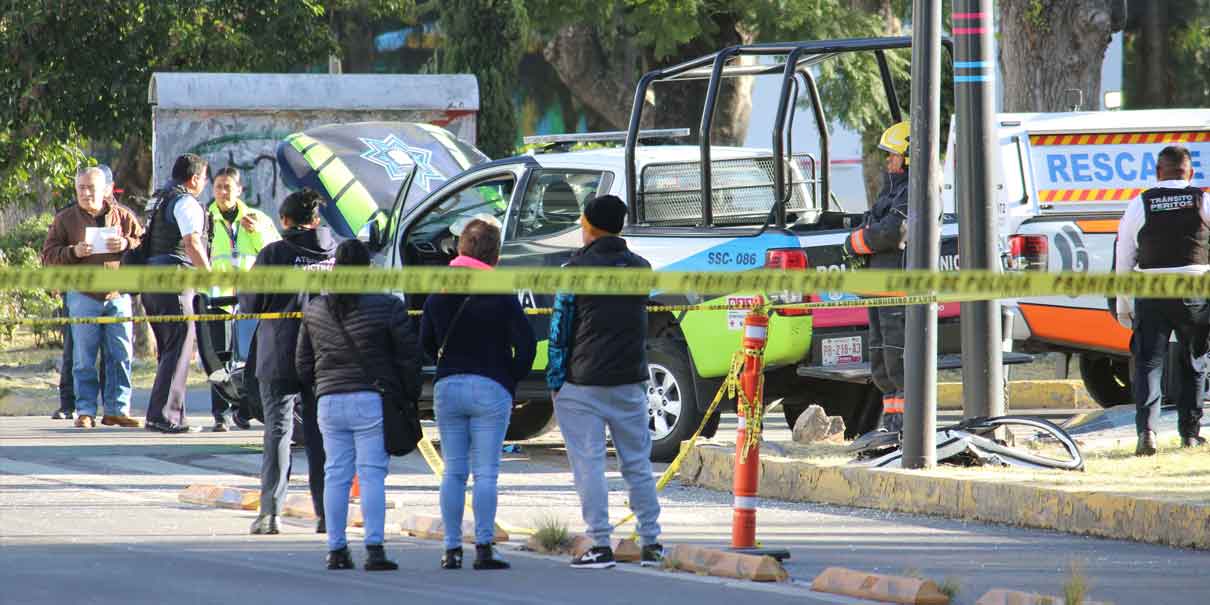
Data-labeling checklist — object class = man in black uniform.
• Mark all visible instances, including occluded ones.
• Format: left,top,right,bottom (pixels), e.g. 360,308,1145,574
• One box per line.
844,121,910,432
1115,145,1210,455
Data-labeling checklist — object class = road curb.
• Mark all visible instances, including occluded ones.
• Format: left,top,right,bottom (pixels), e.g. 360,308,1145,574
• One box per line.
177,484,258,510
974,588,1112,605
663,544,788,582
681,445,1210,550
810,566,950,604
937,380,1091,410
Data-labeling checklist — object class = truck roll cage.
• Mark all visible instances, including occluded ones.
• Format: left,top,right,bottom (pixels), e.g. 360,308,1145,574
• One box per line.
624,36,954,229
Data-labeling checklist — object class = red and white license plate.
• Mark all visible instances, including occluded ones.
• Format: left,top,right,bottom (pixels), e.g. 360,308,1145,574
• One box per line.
822,336,862,366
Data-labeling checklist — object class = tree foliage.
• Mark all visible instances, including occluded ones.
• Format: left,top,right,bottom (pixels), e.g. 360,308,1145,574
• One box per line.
0,1,347,208
433,0,528,157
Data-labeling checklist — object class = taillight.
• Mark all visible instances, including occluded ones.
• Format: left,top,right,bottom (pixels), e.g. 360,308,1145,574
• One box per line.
765,249,810,316
1007,235,1048,271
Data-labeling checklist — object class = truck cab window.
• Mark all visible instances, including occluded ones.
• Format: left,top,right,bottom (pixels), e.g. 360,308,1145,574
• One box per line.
403,174,515,268
515,170,609,239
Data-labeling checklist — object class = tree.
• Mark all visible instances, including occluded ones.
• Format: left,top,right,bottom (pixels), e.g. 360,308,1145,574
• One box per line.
530,1,897,149
997,0,1126,112
0,1,357,209
433,0,528,158
1123,0,1210,109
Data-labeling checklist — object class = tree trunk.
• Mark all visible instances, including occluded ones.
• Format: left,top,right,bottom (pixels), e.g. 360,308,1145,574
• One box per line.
112,135,152,209
542,25,653,131
855,0,902,208
543,12,752,145
998,0,1118,112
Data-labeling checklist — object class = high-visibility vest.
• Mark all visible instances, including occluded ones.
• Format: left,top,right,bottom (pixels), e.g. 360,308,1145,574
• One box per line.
207,200,280,298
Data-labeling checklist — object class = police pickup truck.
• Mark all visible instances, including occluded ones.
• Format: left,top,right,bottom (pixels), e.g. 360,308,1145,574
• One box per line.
202,37,1022,461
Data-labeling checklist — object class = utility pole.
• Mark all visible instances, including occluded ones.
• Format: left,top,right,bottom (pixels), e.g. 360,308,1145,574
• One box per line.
902,0,942,469
955,1,1004,421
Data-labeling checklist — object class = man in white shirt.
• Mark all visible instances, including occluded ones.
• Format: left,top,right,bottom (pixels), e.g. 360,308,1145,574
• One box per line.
143,153,212,433
1114,145,1210,455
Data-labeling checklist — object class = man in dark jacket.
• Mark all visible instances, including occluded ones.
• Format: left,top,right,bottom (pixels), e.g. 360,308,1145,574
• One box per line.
241,190,336,535
143,154,211,433
546,195,663,570
844,121,910,432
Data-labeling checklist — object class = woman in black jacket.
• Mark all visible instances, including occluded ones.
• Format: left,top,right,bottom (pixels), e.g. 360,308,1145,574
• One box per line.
241,190,336,536
297,239,422,571
421,217,536,571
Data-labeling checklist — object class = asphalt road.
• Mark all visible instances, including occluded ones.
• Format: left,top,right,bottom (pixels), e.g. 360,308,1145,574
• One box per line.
3,413,1208,604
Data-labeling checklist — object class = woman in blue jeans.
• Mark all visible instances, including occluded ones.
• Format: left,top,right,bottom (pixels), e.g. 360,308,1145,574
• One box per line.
421,217,536,570
297,239,422,571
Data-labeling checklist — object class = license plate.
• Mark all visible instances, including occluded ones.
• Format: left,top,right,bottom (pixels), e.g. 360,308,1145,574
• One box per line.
822,336,863,366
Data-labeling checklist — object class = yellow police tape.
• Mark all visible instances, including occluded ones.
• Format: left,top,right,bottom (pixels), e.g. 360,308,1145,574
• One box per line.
0,265,1201,298
0,294,981,326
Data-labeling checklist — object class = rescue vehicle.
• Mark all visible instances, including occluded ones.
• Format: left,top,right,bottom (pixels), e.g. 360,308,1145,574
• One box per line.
942,110,1210,406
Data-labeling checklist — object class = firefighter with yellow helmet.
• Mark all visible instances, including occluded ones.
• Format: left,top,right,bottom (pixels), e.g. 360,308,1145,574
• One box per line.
844,120,911,433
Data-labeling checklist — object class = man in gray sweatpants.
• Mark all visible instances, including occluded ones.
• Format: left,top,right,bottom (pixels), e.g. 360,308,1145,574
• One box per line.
546,195,662,569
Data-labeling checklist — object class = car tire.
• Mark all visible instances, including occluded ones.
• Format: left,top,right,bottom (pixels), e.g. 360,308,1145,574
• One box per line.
1079,354,1131,408
647,339,704,463
506,400,557,441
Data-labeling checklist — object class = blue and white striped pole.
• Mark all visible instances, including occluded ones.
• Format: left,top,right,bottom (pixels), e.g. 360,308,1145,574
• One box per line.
954,0,1006,422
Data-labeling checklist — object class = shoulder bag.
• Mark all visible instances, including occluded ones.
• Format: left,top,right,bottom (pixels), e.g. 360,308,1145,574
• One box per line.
327,298,422,457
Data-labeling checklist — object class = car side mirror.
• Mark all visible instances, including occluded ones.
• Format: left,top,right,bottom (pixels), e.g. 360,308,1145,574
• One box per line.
357,211,387,252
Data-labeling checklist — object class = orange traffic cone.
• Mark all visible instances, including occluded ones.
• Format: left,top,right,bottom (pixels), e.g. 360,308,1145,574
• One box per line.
350,474,361,500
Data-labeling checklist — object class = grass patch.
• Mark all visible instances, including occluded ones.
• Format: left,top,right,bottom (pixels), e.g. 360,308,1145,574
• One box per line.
937,577,961,601
0,326,208,416
1063,560,1089,605
531,514,572,553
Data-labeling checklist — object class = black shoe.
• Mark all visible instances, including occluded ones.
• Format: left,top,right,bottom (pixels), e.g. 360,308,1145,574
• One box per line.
145,420,199,434
473,543,510,570
250,515,279,535
640,543,665,568
231,410,252,430
326,547,355,570
51,410,74,420
570,546,615,569
316,517,326,534
364,545,398,571
1181,435,1207,448
211,421,229,433
441,547,463,570
1136,430,1158,456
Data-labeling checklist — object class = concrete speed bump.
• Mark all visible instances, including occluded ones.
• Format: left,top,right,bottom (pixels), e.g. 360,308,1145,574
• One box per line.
975,589,1112,605
810,567,949,604
400,513,508,543
178,484,258,510
663,544,787,582
280,494,366,527
938,380,1091,410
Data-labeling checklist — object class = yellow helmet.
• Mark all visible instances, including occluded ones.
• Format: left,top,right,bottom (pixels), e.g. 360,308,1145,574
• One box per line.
878,120,911,165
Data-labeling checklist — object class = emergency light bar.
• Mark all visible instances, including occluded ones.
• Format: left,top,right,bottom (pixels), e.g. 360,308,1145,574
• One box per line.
522,128,690,146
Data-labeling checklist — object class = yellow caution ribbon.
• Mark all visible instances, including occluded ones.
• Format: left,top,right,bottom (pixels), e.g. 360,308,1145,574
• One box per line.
0,265,1202,298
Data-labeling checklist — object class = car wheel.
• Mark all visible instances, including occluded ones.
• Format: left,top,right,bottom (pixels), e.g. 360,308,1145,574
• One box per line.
1079,354,1131,408
647,340,704,463
506,400,556,441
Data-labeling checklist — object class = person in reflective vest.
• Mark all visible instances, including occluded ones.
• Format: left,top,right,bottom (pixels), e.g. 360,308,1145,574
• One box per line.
1115,145,1210,455
844,121,910,433
208,167,280,432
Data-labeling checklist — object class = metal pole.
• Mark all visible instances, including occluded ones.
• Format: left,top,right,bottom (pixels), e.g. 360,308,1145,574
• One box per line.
955,0,1005,421
903,0,942,469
